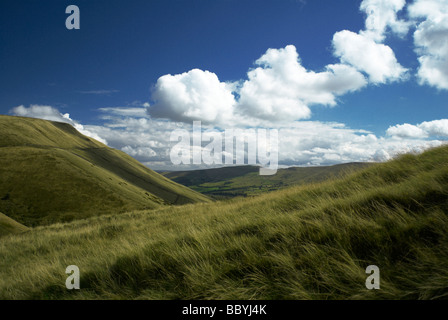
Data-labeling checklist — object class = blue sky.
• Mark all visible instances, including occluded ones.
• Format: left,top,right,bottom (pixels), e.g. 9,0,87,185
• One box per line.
1,0,364,122
1,0,447,170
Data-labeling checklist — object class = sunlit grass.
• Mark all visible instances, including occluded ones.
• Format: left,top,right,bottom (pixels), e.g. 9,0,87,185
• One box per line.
1,145,447,299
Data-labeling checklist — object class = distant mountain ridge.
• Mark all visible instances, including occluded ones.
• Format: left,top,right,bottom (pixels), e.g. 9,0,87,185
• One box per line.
0,115,209,226
162,162,373,198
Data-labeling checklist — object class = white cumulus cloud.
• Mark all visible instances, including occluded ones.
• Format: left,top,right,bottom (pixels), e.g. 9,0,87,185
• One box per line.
148,45,366,125
332,0,409,84
409,0,448,90
333,30,408,83
360,0,411,41
149,69,237,125
387,119,448,138
236,45,366,122
419,119,448,136
386,123,428,138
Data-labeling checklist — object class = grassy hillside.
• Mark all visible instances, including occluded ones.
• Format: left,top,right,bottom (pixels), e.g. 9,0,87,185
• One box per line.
1,145,447,299
162,163,372,199
0,115,209,226
0,212,28,237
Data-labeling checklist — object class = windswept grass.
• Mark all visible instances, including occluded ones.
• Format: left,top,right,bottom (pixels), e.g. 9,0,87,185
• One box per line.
1,146,448,299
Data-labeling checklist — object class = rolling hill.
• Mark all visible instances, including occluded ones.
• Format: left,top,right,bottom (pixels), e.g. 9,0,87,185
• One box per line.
0,115,209,226
162,162,372,199
0,145,447,299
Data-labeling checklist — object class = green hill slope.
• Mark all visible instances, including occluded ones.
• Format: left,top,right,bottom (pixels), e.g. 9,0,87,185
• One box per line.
0,145,447,299
162,162,372,198
0,212,28,237
0,115,209,226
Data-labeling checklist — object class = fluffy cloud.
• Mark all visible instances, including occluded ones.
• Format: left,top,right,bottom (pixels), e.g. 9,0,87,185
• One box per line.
333,0,448,90
387,119,448,138
278,121,442,166
409,0,448,90
386,123,428,138
10,105,108,144
149,69,236,125
333,30,408,83
148,45,366,125
333,0,410,84
419,119,448,136
332,0,409,84
360,0,410,41
82,115,185,164
236,45,366,122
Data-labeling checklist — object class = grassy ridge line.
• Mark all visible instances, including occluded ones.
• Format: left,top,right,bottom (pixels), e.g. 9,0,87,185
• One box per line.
0,212,29,237
0,115,209,226
1,146,447,299
0,116,106,149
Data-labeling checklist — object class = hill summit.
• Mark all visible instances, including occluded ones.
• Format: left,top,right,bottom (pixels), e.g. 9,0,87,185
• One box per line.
0,115,209,226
